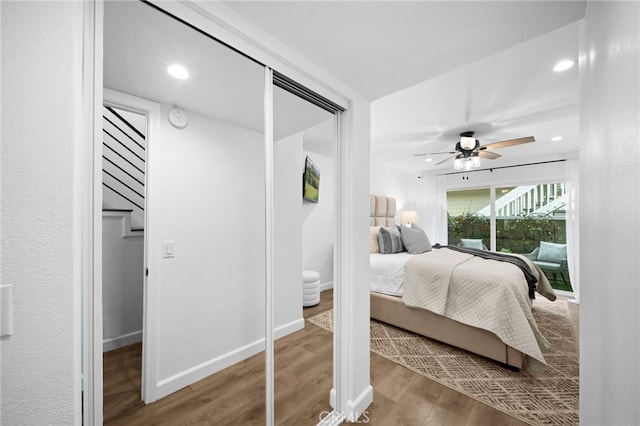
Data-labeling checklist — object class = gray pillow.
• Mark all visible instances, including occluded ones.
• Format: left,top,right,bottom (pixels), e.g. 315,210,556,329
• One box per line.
400,223,432,254
378,225,405,254
460,238,485,250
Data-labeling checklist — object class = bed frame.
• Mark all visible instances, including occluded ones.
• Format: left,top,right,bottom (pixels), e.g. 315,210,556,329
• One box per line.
369,195,524,370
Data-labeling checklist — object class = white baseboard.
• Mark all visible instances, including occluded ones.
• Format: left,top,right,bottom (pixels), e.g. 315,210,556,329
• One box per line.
320,281,334,292
103,330,142,352
274,318,305,340
152,317,304,401
345,385,374,423
328,385,373,423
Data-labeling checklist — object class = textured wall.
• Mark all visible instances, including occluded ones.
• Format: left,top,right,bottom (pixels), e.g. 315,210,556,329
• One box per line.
579,1,640,424
1,2,80,424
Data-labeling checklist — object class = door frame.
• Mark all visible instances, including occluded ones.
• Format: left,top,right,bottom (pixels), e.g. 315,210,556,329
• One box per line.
103,88,162,404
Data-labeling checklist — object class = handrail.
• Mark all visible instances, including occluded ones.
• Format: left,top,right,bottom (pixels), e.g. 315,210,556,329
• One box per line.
103,114,146,151
102,105,145,216
102,169,144,199
105,106,146,141
103,182,144,211
103,128,145,162
477,184,567,218
103,155,144,186
103,143,145,174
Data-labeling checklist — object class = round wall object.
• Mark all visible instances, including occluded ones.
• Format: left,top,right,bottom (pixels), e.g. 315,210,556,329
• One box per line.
168,108,188,128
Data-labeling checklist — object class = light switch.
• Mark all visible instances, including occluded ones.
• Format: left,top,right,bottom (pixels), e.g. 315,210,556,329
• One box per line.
163,241,175,258
1,284,14,337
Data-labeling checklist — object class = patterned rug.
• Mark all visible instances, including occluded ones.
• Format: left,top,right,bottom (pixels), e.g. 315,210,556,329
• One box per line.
307,297,578,425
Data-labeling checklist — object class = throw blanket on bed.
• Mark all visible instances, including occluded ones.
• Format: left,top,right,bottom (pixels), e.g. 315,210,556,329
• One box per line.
402,247,556,370
434,244,538,299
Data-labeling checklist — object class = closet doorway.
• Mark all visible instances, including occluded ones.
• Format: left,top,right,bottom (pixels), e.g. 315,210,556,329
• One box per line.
85,1,352,424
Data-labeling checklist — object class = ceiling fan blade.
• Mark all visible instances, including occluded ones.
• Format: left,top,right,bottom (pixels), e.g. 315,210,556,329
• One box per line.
413,151,456,157
435,155,457,165
478,150,502,160
480,136,535,151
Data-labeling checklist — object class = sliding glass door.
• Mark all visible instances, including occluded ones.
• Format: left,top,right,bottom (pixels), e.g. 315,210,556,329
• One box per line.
447,188,491,249
447,182,572,292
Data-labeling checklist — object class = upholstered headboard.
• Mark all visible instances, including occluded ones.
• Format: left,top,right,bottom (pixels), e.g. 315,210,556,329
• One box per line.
370,195,396,227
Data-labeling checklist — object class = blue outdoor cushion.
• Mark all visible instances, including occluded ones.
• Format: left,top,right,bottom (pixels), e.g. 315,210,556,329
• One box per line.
460,238,485,250
537,241,567,263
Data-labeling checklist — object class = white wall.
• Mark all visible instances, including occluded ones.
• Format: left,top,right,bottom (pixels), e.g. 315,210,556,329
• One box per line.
274,133,304,332
579,2,639,424
303,151,334,287
102,213,144,351
1,2,81,423
370,162,421,222
149,105,267,396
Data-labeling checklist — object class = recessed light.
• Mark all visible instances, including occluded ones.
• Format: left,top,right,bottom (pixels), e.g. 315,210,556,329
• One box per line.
551,136,563,142
553,60,575,72
167,64,189,80
425,158,433,163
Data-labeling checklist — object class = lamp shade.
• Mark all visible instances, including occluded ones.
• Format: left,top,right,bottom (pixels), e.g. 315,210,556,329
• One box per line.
460,136,476,150
399,210,418,225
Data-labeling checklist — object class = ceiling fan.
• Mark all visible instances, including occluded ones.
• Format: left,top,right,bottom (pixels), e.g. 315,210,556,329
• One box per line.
414,131,535,170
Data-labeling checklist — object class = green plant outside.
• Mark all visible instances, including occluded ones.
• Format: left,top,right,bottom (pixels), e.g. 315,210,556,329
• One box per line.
447,212,572,291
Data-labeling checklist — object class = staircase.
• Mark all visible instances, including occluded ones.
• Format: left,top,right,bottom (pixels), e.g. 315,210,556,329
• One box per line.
477,183,566,218
102,105,145,230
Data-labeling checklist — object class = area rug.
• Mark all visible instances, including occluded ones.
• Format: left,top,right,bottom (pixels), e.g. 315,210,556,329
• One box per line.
307,297,578,426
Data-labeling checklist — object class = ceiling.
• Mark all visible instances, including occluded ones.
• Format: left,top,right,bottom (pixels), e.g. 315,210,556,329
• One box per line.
104,1,333,143
105,1,586,175
223,1,586,174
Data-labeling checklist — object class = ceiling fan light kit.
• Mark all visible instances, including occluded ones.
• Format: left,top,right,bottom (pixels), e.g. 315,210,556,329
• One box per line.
416,131,535,171
454,153,481,171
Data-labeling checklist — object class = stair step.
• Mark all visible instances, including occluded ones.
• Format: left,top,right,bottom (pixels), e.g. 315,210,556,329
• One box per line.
103,208,134,212
131,228,144,232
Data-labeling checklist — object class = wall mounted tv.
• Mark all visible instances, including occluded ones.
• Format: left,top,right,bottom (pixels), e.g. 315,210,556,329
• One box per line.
303,156,320,203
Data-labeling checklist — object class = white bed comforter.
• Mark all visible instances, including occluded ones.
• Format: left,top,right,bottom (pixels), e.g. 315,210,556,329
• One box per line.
369,252,414,296
402,248,556,370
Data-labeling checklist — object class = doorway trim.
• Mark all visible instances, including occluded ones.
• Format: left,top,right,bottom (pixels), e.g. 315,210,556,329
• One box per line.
103,88,162,404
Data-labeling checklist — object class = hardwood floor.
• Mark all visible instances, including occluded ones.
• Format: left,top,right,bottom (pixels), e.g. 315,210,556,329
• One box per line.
103,290,527,425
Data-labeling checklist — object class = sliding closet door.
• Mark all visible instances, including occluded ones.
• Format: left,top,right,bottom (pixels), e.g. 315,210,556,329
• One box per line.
103,0,266,417
272,82,338,423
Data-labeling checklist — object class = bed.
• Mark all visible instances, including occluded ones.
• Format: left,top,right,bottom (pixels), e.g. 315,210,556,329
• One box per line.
369,195,556,371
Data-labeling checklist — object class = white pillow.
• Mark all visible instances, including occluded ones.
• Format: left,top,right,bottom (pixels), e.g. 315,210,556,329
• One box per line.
370,226,381,253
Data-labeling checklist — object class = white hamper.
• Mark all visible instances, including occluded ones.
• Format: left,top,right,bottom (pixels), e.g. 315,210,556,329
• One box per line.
303,270,320,307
